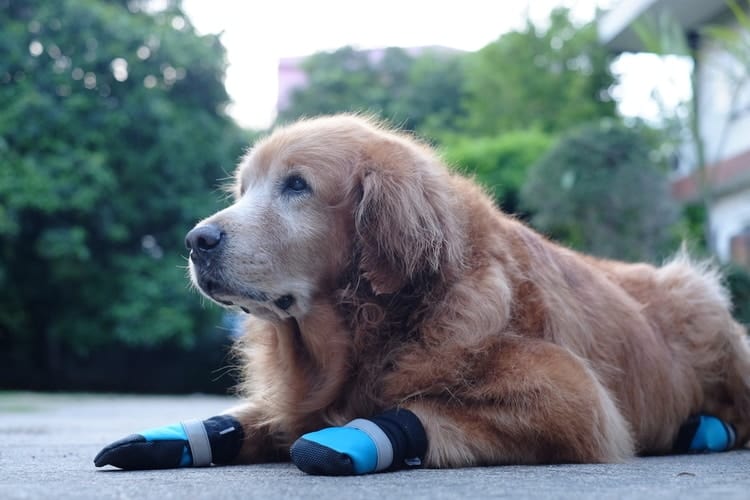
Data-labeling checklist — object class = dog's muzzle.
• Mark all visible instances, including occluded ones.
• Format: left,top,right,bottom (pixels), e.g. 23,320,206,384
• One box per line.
185,224,292,313
185,223,224,267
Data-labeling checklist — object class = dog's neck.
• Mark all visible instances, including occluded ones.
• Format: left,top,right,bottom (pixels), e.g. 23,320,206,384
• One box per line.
273,256,450,423
334,253,441,337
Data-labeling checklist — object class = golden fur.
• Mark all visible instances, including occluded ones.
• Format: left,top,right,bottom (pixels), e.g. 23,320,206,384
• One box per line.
187,114,750,467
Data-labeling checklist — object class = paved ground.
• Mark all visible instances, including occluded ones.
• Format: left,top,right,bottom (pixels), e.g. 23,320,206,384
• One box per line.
1,392,749,500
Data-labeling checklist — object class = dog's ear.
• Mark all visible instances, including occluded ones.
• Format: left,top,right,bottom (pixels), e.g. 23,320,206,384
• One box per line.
355,137,464,294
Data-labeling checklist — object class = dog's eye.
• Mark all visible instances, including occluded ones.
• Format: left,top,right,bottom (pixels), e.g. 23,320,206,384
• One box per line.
282,175,309,195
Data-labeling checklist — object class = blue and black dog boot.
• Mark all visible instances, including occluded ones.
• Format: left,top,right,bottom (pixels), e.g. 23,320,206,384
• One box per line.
290,408,428,475
94,415,244,469
673,414,736,453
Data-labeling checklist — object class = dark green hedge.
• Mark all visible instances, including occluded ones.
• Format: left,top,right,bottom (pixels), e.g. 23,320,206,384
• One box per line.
726,265,750,328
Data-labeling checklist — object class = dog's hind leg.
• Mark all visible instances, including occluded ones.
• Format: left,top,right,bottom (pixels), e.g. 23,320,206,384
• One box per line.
387,339,635,467
653,255,750,450
699,321,750,449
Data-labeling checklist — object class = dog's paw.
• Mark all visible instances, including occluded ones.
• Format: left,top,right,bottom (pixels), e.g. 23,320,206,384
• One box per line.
94,415,243,470
290,409,427,475
674,414,736,453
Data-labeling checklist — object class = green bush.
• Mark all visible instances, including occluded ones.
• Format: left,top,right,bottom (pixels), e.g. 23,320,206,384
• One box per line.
725,265,750,328
521,120,680,262
440,130,553,216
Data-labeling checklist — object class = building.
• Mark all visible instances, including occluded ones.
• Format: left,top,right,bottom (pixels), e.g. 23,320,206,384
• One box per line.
599,0,750,265
277,56,309,114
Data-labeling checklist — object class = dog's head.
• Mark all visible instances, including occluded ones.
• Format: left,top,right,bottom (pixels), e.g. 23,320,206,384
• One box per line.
186,115,464,321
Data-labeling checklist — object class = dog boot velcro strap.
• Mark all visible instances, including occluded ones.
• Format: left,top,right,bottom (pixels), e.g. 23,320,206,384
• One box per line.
200,415,245,464
289,408,427,475
367,408,428,469
673,414,736,453
94,415,243,469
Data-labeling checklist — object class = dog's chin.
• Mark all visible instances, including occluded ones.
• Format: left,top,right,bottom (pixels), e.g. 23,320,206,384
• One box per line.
192,275,302,321
239,302,290,322
196,279,267,310
215,295,301,322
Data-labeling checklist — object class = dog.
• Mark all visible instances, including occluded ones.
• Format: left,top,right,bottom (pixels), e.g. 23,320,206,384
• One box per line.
184,114,749,467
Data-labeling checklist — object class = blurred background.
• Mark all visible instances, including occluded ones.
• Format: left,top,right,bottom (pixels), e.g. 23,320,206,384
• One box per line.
1,0,749,394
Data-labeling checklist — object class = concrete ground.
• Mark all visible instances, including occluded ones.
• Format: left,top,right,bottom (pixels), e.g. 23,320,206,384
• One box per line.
1,392,749,500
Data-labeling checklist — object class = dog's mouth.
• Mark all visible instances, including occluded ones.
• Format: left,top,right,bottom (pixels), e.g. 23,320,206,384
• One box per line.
197,276,295,314
200,277,269,303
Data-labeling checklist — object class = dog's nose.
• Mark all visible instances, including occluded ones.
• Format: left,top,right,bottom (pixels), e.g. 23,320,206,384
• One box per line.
185,224,223,264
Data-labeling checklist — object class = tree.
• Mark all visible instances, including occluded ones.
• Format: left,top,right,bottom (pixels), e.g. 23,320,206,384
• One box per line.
462,7,616,136
440,130,553,215
521,120,680,262
277,46,387,123
276,46,468,137
389,50,468,137
0,0,246,376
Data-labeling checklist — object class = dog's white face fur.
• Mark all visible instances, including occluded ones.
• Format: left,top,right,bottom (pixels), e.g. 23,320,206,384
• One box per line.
187,120,360,321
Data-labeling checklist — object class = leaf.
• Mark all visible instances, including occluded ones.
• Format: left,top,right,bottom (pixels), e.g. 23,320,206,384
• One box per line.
0,0,242,357
726,0,750,32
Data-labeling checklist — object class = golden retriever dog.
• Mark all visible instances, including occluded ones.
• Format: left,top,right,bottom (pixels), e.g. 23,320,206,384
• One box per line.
185,114,750,468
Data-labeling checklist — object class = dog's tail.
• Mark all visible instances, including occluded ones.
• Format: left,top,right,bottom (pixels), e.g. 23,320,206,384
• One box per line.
657,248,731,316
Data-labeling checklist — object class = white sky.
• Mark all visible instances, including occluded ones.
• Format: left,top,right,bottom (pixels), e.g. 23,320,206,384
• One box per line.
181,0,691,129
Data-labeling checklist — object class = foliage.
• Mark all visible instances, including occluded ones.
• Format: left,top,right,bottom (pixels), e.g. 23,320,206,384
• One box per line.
0,0,246,373
462,8,616,136
277,8,615,142
276,46,468,136
521,120,680,262
675,202,708,253
725,264,750,327
277,46,391,123
703,0,750,79
387,50,468,137
441,130,553,215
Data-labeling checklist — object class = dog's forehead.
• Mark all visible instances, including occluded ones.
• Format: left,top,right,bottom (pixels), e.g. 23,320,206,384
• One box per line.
233,144,355,205
235,140,293,190
238,146,274,179
238,129,363,183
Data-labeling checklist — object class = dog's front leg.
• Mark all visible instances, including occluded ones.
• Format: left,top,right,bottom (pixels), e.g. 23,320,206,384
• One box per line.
288,408,428,475
93,404,288,470
224,403,298,465
93,413,245,470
